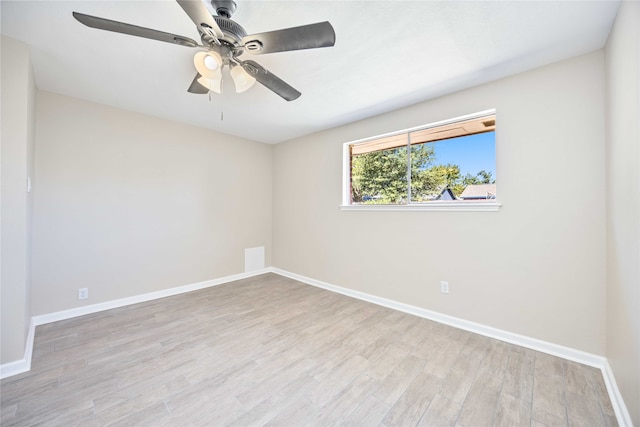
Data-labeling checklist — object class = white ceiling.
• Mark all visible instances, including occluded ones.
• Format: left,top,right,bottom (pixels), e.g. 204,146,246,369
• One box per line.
1,0,620,144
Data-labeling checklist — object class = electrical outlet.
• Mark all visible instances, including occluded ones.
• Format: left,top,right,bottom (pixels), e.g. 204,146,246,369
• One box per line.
78,288,88,300
440,281,449,294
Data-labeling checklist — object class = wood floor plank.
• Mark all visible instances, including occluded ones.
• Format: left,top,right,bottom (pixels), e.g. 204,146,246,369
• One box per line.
586,368,617,420
422,338,465,378
417,394,462,427
343,395,390,427
264,396,320,426
316,373,378,424
374,353,426,405
455,382,501,427
227,374,320,426
531,370,568,426
235,357,317,407
312,353,368,385
493,392,531,427
0,273,618,427
566,390,605,427
382,372,442,426
364,342,409,380
563,359,599,397
502,352,534,402
439,353,483,403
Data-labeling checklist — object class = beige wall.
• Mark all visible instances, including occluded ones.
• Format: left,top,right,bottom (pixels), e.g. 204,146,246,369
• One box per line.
605,1,640,424
273,51,607,355
1,36,36,364
31,92,272,315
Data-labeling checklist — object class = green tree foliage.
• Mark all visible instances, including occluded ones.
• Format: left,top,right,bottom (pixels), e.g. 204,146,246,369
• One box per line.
462,170,495,186
351,147,410,204
351,143,495,203
410,145,442,202
414,163,462,201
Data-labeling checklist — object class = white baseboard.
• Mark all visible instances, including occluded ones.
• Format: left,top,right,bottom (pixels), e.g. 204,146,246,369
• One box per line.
602,359,634,427
0,319,35,379
270,267,633,427
0,268,270,379
0,358,29,380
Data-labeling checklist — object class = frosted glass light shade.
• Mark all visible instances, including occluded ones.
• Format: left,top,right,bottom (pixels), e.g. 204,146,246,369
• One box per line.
230,66,256,93
197,75,222,94
204,55,218,71
194,51,222,79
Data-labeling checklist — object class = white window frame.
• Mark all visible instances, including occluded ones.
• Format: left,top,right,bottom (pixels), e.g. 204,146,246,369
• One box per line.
340,109,501,212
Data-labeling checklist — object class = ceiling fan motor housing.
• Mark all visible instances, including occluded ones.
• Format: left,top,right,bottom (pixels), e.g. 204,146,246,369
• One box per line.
211,0,237,18
213,16,246,45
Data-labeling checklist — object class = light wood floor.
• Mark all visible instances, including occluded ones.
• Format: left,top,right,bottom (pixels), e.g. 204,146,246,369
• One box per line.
1,273,617,426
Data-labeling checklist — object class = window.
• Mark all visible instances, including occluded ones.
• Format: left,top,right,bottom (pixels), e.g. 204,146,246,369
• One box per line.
342,110,499,211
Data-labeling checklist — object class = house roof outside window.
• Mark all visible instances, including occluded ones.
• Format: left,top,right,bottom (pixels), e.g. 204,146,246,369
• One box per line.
460,184,497,200
436,188,458,201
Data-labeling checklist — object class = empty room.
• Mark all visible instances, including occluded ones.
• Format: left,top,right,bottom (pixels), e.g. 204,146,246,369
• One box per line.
1,0,638,426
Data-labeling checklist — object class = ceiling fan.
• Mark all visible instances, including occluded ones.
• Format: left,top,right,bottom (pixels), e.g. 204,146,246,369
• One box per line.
73,0,336,101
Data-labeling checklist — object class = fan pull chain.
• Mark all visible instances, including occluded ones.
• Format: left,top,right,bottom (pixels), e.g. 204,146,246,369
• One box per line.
220,78,224,121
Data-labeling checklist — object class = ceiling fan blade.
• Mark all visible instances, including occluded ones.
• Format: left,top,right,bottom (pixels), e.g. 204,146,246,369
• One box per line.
176,0,224,40
241,60,301,101
187,74,209,94
72,12,200,47
242,22,335,55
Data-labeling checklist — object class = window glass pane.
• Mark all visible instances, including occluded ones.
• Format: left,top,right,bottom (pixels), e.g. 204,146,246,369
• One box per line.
410,143,439,202
410,131,496,202
351,145,408,204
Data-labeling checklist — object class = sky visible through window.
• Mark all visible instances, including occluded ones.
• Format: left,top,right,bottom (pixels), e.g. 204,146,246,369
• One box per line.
429,131,496,178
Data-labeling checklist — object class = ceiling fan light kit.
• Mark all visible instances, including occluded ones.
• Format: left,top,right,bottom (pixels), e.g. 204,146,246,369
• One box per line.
194,51,222,79
196,74,222,94
203,55,219,72
230,65,256,93
72,0,336,102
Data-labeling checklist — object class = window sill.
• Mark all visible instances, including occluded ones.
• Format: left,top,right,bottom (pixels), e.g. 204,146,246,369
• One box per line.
339,201,502,212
